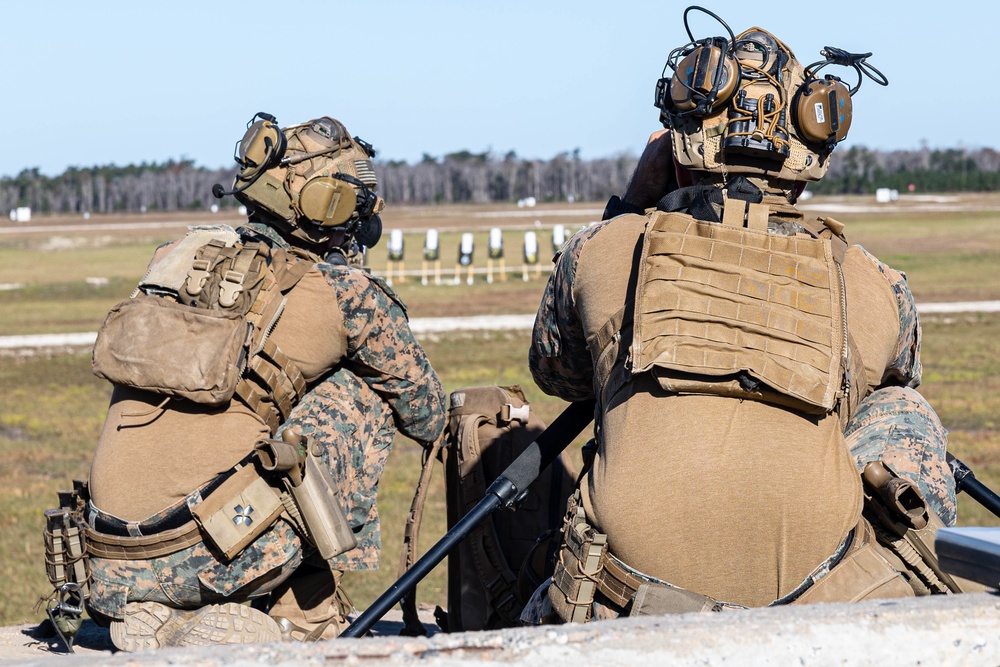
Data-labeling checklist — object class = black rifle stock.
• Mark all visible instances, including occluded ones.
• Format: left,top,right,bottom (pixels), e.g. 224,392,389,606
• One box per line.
340,399,596,639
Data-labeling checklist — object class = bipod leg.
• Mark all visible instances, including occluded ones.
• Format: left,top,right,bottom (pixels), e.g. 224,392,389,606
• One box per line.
949,453,1000,519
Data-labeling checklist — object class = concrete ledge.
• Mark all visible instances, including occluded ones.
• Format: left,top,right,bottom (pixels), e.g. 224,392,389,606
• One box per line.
11,592,1000,666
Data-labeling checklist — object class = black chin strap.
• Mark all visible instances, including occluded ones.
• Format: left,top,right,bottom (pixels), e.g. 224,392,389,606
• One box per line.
655,176,764,221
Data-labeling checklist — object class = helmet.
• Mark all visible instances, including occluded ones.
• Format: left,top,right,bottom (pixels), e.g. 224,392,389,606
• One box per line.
214,113,384,249
655,7,887,186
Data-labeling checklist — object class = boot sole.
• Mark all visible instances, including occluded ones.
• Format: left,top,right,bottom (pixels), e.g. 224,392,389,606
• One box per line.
110,601,282,651
109,601,177,651
158,602,283,647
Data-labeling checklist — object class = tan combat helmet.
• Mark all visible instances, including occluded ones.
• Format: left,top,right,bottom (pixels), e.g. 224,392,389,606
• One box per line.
654,6,887,194
213,113,384,250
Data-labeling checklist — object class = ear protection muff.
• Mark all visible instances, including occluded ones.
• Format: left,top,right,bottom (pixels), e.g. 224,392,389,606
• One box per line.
668,38,740,115
793,76,853,148
236,113,287,180
296,171,383,247
297,177,358,227
656,7,741,121
213,112,289,199
791,47,888,150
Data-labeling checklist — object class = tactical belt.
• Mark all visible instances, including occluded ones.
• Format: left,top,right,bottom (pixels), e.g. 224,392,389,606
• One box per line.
84,460,251,560
552,489,857,620
594,529,855,613
86,463,240,538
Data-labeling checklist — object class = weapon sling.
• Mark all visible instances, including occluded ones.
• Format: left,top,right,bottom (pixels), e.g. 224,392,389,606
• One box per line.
340,399,595,639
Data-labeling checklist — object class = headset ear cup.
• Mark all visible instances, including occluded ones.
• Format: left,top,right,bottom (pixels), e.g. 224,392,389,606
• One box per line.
793,77,853,146
298,177,358,226
670,45,739,115
237,120,287,179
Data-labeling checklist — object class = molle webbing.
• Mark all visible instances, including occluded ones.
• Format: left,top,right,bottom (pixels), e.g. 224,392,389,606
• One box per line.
630,211,846,413
188,236,311,433
85,520,203,560
235,337,308,433
184,240,267,309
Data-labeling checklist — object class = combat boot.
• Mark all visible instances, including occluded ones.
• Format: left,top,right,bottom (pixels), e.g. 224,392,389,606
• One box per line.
109,601,282,651
267,567,354,641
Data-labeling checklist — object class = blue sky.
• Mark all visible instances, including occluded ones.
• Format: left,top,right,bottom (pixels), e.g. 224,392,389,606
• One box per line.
3,1,990,178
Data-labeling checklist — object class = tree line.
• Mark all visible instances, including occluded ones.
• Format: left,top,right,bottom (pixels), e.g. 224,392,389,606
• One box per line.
4,146,1000,215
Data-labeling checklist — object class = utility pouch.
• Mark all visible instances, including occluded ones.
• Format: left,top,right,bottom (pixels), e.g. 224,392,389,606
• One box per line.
861,460,985,595
92,296,247,405
43,481,91,596
41,480,92,651
548,490,608,624
255,428,357,563
191,463,285,561
792,519,915,604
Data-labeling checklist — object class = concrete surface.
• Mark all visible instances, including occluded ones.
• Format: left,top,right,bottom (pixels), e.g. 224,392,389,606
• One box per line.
4,592,1000,666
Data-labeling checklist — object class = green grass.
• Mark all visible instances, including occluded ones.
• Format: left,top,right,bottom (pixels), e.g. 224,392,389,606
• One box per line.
832,208,1000,303
0,241,163,285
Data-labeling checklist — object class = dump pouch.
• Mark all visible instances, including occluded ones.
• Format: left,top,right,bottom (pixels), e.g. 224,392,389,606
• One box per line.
255,429,357,563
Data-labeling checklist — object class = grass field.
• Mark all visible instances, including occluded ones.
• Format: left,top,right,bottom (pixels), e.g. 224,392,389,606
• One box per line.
1,195,999,626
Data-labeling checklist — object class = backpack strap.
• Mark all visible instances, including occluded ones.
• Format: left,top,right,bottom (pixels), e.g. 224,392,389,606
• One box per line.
396,436,445,637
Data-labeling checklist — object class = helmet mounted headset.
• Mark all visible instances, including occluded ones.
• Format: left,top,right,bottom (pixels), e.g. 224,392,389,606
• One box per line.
654,6,887,183
213,112,384,249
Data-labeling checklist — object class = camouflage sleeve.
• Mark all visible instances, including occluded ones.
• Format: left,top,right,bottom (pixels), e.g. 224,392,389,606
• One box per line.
855,246,922,388
319,265,446,447
529,224,606,402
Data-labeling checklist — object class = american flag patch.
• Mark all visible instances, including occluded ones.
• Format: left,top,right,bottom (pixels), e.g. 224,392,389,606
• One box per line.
354,159,377,186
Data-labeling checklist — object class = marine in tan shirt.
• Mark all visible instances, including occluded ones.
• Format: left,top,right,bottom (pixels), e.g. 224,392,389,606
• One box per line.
525,14,954,619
